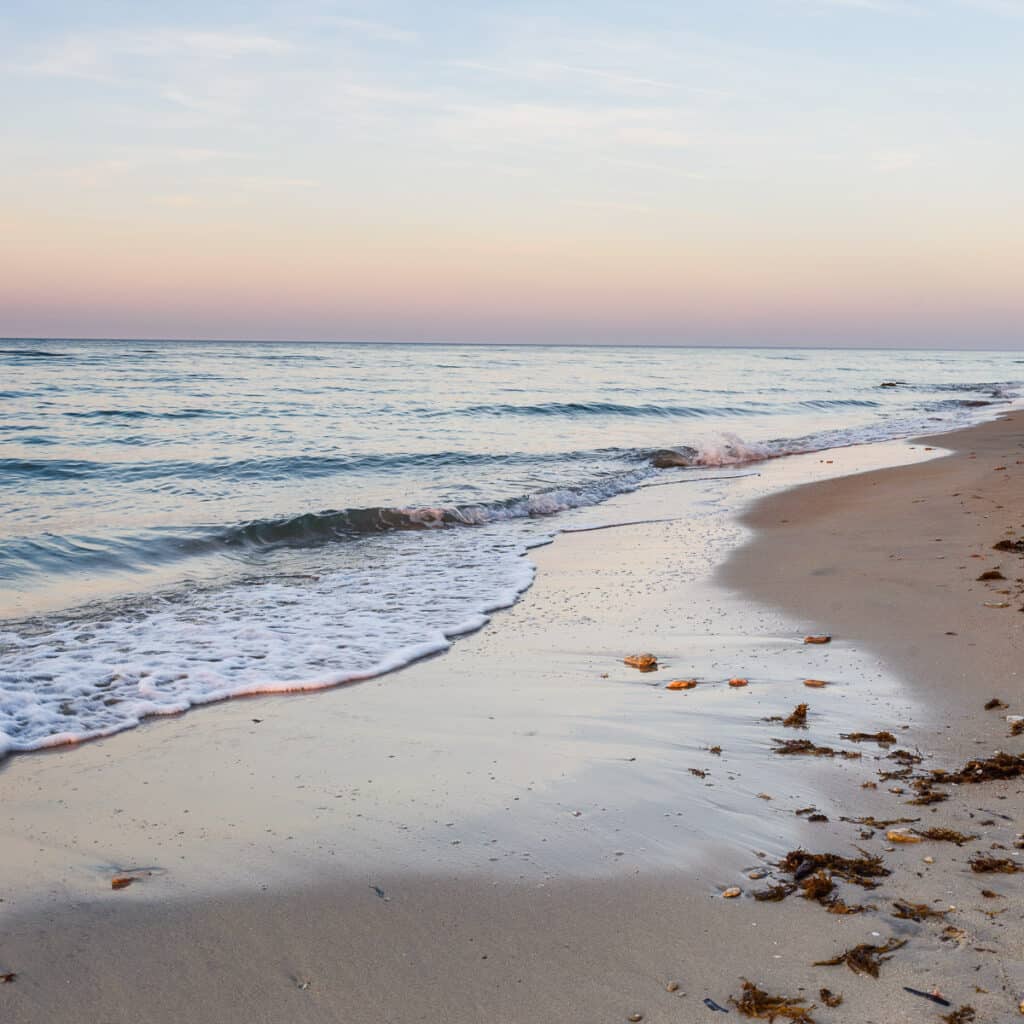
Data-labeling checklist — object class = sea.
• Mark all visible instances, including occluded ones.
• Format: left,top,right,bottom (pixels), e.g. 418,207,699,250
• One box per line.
1,340,1020,756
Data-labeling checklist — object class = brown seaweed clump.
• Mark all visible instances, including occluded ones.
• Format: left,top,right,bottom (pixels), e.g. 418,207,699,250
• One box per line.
839,815,918,829
813,938,907,978
772,738,860,759
841,731,897,746
730,980,817,1022
783,703,809,727
993,538,1024,552
932,752,1024,785
891,900,948,922
984,697,1008,710
969,854,1021,874
906,779,949,806
942,1007,976,1024
778,849,889,888
818,989,842,1008
913,827,977,846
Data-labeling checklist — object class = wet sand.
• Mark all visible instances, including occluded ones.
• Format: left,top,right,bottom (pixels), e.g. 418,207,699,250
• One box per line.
1,417,1023,1023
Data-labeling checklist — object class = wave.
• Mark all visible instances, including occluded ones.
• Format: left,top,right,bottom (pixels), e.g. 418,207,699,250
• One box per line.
63,408,219,420
449,400,766,418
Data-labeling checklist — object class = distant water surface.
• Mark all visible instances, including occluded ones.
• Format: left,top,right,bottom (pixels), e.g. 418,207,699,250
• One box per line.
0,341,1019,753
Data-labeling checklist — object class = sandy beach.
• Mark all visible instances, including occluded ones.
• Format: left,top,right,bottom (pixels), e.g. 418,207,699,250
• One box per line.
2,415,1023,1024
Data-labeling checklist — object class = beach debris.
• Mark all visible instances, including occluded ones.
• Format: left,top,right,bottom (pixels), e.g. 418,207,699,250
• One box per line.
709,745,723,755
722,886,742,898
729,980,816,1022
818,989,842,1008
886,829,922,844
940,925,968,947
813,938,906,977
783,703,809,727
808,814,829,823
984,697,1008,710
983,602,1010,608
778,849,889,887
624,654,658,672
842,731,897,746
1010,718,1024,736
923,856,935,864
666,679,697,690
941,1008,976,1024
111,875,136,890
980,889,1001,898
772,738,860,759
651,447,698,468
690,768,709,778
369,884,390,901
840,815,918,829
0,973,15,984
977,570,1006,581
704,996,730,1013
627,1013,644,1022
903,987,952,1007
892,900,948,922
969,855,1020,874
799,871,834,902
932,751,1024,785
803,679,828,689
729,677,749,687
906,780,948,805
913,828,977,846
803,636,831,645
753,883,797,902
993,539,1024,553
888,748,923,765
666,981,681,992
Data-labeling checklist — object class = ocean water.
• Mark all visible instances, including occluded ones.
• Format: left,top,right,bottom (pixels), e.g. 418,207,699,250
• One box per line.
0,340,1020,756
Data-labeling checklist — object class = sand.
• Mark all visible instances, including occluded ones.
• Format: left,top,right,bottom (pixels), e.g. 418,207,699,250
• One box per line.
1,416,1022,1023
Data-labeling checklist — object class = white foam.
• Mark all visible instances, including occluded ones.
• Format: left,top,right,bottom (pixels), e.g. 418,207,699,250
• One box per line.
0,528,536,754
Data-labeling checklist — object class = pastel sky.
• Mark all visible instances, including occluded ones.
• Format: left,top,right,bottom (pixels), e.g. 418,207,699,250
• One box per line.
2,1,1022,346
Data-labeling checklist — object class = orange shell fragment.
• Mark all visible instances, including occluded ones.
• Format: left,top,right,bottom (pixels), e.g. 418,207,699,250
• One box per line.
624,654,658,672
666,679,698,690
728,678,749,687
804,635,832,645
111,876,135,890
804,679,828,688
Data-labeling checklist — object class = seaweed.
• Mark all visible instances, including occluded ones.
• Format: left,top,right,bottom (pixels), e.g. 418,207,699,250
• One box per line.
783,703,809,727
904,987,951,1006
977,570,1005,581
907,779,949,805
818,989,842,1008
933,752,1024,785
913,827,977,846
799,871,835,903
772,739,860,759
891,900,948,921
969,854,1020,874
840,815,918,828
993,539,1024,552
841,731,897,746
825,898,865,915
813,938,906,978
1011,719,1024,737
778,849,889,887
984,697,1007,710
689,768,708,778
730,980,817,1022
887,749,923,765
942,1008,976,1024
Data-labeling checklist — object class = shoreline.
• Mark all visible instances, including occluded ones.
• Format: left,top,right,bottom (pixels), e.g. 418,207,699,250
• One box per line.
2,415,1023,1022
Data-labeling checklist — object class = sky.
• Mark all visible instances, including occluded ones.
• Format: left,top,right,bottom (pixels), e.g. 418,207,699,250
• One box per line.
1,0,1022,347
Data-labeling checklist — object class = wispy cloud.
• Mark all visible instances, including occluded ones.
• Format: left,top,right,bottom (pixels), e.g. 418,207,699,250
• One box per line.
26,28,289,81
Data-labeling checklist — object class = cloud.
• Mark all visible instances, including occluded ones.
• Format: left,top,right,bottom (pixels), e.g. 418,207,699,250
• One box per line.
26,28,289,81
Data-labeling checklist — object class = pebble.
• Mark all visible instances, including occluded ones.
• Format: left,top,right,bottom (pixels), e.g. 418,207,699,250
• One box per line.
666,981,680,993
923,856,935,864
748,869,767,880
628,1014,644,1022
722,887,742,898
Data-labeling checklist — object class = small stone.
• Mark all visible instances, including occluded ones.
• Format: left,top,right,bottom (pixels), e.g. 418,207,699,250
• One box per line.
728,678,749,687
628,1014,644,1022
804,635,832,644
923,856,935,864
722,887,742,898
748,869,767,880
803,679,828,688
666,981,680,992
624,654,658,672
